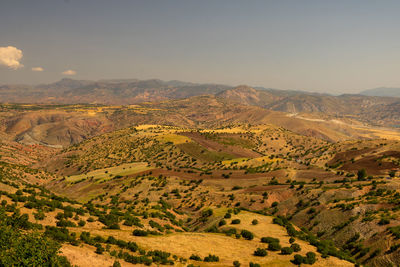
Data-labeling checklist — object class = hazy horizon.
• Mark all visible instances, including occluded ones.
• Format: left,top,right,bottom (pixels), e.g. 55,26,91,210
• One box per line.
2,0,400,94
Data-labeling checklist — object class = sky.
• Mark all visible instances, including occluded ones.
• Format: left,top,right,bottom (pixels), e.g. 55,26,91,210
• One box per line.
1,0,400,94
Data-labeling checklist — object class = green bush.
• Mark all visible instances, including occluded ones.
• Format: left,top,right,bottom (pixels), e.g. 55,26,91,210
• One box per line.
268,242,281,251
133,229,148,236
291,252,316,265
281,247,294,255
0,211,71,267
231,219,241,224
261,236,279,244
224,212,232,219
254,248,267,257
240,230,254,240
204,254,219,262
95,244,105,254
357,169,367,180
291,243,301,252
305,252,316,264
189,254,202,261
292,254,304,265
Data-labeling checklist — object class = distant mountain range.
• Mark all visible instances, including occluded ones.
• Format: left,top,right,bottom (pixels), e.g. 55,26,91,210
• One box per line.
359,87,400,97
0,78,230,104
1,78,400,128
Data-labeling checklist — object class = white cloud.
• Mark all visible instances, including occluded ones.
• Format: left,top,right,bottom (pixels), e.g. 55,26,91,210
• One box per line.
62,69,76,75
32,67,44,72
0,46,23,69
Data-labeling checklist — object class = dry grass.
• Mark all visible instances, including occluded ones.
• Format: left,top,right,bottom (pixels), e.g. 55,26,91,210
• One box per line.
70,211,353,267
61,244,136,267
66,162,152,183
156,133,191,145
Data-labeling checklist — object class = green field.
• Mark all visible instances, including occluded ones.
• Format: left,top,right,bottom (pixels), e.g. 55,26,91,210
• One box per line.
66,162,152,183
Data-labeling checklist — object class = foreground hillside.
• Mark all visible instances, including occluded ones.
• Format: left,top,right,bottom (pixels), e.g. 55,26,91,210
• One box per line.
43,124,400,266
0,153,353,267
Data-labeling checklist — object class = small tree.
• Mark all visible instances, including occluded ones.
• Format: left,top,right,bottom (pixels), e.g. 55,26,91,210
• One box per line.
254,248,267,257
305,252,316,264
357,169,367,180
240,230,254,240
204,254,219,262
231,219,241,224
189,254,202,261
291,243,301,252
292,254,304,265
281,247,294,255
95,244,104,254
268,242,281,251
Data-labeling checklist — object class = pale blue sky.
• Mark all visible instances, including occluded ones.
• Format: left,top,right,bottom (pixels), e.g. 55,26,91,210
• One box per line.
1,0,400,94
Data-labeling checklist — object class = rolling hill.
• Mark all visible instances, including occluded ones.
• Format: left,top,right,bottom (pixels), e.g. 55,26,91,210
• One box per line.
360,87,400,98
1,80,400,266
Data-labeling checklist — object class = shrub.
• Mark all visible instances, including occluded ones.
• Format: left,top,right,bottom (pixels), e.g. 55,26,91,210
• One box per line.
189,254,202,261
251,219,259,225
291,251,316,265
132,229,148,236
123,216,143,227
231,219,241,224
95,244,104,254
357,169,367,180
56,219,76,227
378,218,390,225
389,226,400,239
281,247,294,255
233,260,241,267
98,214,120,229
0,225,71,266
292,254,304,265
254,248,267,257
240,230,254,240
268,242,281,251
305,252,316,264
249,263,260,267
223,228,237,236
33,211,45,220
290,243,301,252
202,209,213,217
204,254,219,262
289,237,295,244
261,237,279,244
